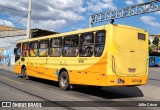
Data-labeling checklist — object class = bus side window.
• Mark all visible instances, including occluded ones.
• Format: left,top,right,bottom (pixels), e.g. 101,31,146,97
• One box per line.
15,43,21,56
63,35,79,57
22,43,29,57
29,41,38,57
50,38,62,57
95,30,106,57
79,33,94,57
39,40,49,57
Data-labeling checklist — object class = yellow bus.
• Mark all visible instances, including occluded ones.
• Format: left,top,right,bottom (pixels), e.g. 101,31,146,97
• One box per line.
14,24,148,90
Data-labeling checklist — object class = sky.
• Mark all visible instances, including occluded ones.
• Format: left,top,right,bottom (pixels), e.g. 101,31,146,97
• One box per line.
0,0,160,34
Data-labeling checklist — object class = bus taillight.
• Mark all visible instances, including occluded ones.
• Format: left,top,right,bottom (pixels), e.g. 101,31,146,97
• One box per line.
112,56,116,73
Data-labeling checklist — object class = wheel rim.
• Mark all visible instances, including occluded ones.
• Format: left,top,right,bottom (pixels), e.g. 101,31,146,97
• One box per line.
60,75,67,87
22,69,26,78
22,69,28,79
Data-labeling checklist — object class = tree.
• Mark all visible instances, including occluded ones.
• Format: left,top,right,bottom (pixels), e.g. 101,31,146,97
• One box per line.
152,37,159,48
149,39,151,45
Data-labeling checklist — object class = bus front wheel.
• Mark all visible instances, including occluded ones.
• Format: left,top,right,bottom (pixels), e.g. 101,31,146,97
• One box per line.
21,67,29,80
58,71,70,91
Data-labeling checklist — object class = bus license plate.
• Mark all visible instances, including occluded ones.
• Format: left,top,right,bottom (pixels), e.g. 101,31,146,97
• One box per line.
132,79,142,83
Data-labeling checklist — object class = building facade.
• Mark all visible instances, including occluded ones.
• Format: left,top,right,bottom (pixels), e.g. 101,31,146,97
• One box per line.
0,26,58,66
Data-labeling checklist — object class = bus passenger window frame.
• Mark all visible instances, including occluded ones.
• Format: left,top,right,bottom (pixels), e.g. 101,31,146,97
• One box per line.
49,37,62,57
22,42,29,57
79,32,94,57
94,30,106,57
15,43,21,56
62,35,79,57
38,40,49,57
29,41,38,57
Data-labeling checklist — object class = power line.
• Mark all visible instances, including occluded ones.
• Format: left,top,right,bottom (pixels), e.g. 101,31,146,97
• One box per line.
0,5,27,13
0,1,28,22
0,14,28,32
0,1,29,40
17,0,23,4
15,0,26,8
0,14,28,39
19,2,28,8
13,14,28,26
0,4,28,27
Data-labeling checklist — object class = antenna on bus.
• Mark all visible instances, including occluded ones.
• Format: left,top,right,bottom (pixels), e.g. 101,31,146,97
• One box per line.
89,0,160,27
111,19,114,24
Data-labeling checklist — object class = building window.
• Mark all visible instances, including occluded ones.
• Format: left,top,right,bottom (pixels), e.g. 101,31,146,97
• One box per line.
22,42,29,57
29,41,38,57
80,33,94,57
39,40,49,57
50,38,62,56
95,30,106,57
63,35,79,57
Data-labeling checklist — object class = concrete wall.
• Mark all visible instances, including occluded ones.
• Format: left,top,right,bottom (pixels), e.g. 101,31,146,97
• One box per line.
0,30,27,66
0,30,26,38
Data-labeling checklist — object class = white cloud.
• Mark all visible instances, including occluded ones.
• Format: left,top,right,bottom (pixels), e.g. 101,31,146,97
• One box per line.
31,20,68,31
125,0,144,6
125,0,134,5
0,0,117,31
86,0,116,12
0,0,86,31
140,16,160,27
0,19,14,27
155,11,160,15
137,0,144,4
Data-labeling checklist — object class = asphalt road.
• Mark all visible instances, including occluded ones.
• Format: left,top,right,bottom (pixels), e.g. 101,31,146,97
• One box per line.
0,68,159,110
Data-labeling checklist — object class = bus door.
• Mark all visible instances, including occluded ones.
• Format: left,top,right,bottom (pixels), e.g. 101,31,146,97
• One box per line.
14,43,21,74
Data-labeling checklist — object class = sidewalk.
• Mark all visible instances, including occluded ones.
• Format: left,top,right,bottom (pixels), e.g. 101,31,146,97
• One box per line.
149,67,160,72
0,64,14,72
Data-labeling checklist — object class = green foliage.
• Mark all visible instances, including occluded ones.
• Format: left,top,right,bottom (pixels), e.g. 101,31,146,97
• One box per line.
152,37,159,46
149,39,151,45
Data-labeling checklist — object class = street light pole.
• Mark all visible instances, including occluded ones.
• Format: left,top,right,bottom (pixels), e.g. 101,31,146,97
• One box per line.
26,0,32,39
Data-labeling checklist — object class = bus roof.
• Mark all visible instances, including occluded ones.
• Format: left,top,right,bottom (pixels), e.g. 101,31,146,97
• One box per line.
17,24,146,43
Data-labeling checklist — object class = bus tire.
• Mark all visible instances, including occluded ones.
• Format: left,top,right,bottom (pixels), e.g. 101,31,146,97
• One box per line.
58,71,70,91
21,67,29,80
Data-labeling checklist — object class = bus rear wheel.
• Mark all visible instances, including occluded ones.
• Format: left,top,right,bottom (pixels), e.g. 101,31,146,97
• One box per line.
22,67,29,80
58,71,70,91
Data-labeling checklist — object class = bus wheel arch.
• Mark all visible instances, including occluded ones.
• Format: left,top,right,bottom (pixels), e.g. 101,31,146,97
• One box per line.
21,65,29,80
58,68,70,90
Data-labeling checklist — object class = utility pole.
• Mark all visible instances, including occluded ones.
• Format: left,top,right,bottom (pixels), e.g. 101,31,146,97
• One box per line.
27,0,32,39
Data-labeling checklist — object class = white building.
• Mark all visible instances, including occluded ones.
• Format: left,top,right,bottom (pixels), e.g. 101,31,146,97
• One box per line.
0,26,58,66
0,26,27,65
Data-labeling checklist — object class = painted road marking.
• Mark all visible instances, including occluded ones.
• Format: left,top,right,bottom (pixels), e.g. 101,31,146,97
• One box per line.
0,76,23,84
